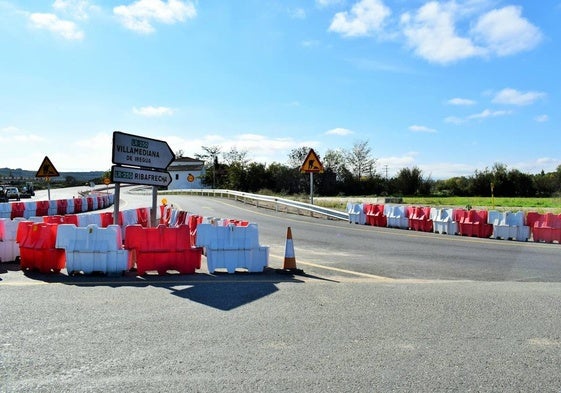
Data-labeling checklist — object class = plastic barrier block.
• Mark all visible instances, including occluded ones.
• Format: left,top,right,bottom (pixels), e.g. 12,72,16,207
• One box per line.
0,241,20,263
125,225,201,275
0,203,11,219
57,224,130,275
458,210,493,238
365,204,387,227
73,198,83,214
57,199,68,216
18,222,65,273
347,202,366,225
408,206,433,232
533,213,561,243
35,201,50,216
11,202,25,219
432,208,457,235
387,206,409,229
136,208,150,227
23,202,37,219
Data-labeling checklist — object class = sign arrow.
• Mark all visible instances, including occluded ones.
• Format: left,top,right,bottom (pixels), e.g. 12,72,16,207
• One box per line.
111,165,172,187
112,131,175,170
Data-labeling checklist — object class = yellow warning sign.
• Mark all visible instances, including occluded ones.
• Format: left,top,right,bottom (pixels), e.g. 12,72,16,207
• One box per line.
300,149,324,173
35,156,60,178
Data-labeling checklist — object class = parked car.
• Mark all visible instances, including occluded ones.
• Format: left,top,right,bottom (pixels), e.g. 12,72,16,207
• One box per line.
4,186,20,201
0,187,7,203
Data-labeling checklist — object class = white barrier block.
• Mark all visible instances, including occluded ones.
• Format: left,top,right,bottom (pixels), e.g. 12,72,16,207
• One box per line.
387,206,409,229
347,203,365,225
433,208,457,235
0,203,11,219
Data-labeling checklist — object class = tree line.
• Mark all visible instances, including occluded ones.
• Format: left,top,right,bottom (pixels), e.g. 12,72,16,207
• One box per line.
187,141,561,198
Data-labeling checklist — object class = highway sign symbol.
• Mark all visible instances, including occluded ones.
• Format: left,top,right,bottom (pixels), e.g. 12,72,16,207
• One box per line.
35,156,60,178
300,149,324,173
112,131,175,170
111,165,172,187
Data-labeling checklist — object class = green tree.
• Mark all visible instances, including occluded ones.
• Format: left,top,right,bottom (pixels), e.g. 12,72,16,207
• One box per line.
346,140,376,180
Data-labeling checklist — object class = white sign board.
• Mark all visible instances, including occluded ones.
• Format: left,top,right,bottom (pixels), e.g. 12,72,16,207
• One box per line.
112,131,174,170
111,165,172,187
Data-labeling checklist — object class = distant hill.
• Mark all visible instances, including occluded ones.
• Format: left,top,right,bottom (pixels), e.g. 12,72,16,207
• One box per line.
0,167,106,183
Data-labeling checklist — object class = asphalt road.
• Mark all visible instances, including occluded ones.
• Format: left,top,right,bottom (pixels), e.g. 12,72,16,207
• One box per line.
1,188,561,392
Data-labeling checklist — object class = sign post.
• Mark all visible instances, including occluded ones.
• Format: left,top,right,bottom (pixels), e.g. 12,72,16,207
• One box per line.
35,156,60,201
111,131,175,226
299,149,324,205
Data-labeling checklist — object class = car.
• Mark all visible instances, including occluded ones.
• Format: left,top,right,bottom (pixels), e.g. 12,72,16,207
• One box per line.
4,186,20,201
0,187,7,203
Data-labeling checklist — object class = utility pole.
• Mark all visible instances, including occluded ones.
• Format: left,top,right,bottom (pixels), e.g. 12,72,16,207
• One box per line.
384,165,389,180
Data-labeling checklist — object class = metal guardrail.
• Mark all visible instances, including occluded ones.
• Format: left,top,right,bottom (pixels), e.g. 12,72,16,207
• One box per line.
130,187,349,221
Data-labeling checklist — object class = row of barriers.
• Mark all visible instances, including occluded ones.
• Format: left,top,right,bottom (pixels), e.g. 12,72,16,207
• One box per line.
347,202,561,243
0,206,269,275
0,194,114,219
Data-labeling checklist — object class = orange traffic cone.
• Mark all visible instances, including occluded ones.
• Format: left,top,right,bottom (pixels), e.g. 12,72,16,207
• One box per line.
280,227,304,274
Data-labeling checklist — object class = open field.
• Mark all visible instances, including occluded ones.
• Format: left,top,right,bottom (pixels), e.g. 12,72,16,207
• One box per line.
313,196,561,214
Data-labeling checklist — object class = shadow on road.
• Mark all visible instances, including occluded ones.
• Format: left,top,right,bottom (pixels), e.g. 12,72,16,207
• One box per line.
4,265,338,311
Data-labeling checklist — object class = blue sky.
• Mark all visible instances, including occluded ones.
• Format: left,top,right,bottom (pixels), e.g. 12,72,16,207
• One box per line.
0,0,559,179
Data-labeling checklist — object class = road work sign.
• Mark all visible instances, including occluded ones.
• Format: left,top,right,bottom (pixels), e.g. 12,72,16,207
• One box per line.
300,149,324,174
35,156,60,178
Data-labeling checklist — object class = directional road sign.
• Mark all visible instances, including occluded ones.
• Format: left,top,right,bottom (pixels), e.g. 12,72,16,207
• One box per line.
112,131,174,170
111,165,172,187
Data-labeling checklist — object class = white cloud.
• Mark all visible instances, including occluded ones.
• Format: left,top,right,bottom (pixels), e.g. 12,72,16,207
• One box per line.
468,108,512,120
400,2,484,64
492,88,546,106
1,126,21,134
301,39,320,47
447,97,476,106
444,116,465,125
169,133,320,165
471,6,542,56
535,114,549,123
29,12,84,40
133,106,175,117
329,0,391,37
53,0,99,20
114,0,196,34
409,125,436,133
400,2,542,64
316,0,343,8
289,8,306,19
325,127,354,136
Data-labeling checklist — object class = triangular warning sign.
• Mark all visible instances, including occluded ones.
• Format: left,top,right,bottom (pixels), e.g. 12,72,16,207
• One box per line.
35,156,60,178
300,149,324,173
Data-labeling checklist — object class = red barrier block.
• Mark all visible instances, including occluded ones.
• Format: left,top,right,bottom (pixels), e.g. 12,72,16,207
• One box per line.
100,212,123,228
125,224,201,275
409,206,433,232
366,204,387,227
86,197,94,211
458,210,492,238
62,214,79,226
36,201,50,217
43,215,65,224
136,208,150,227
533,213,561,243
73,198,83,213
10,202,25,219
526,211,541,238
175,211,188,226
56,199,67,215
18,222,65,273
